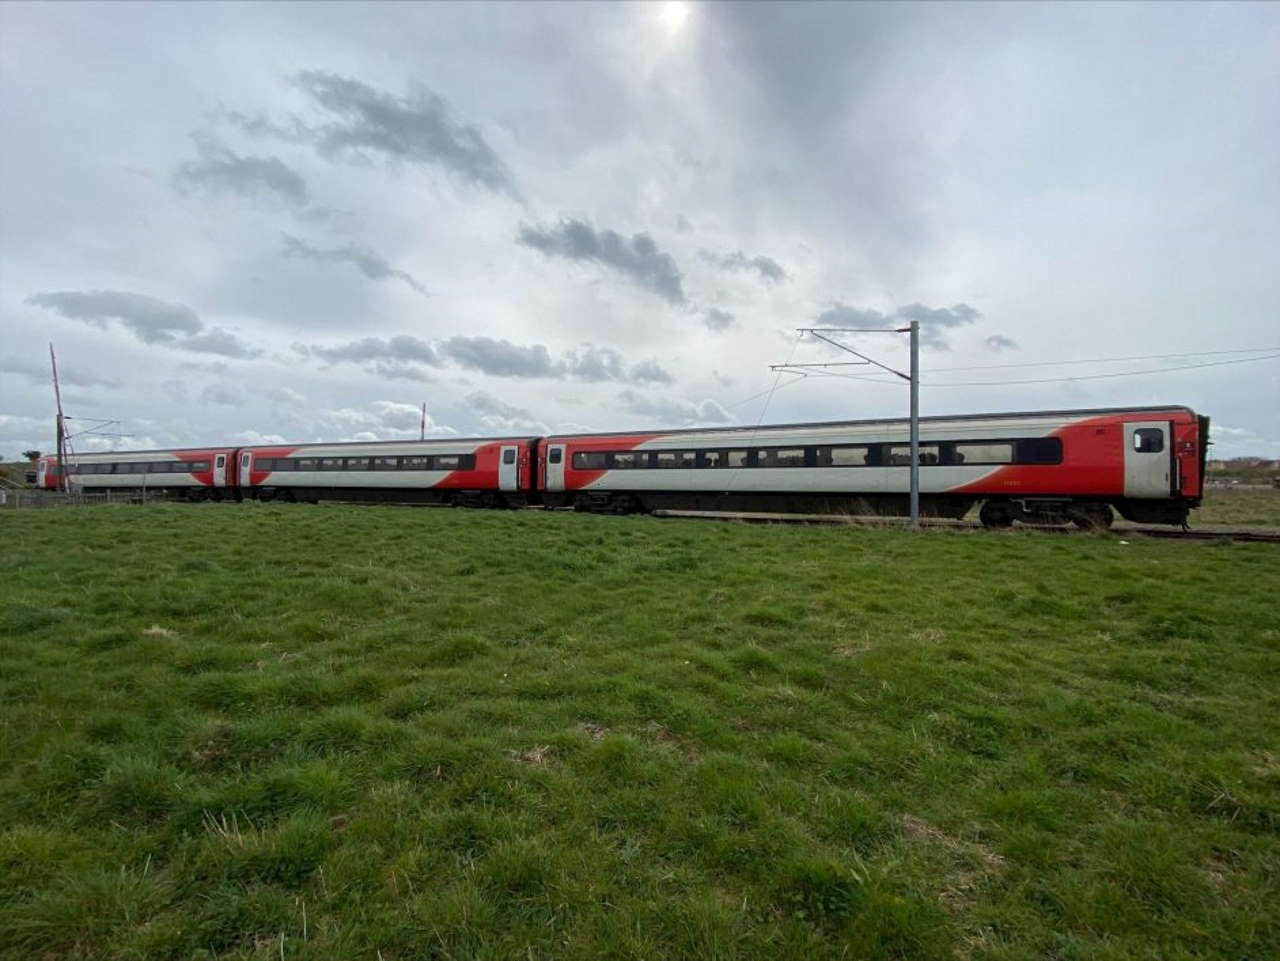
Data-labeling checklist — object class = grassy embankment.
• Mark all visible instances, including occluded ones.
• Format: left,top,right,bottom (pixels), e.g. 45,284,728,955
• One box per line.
1,505,1278,960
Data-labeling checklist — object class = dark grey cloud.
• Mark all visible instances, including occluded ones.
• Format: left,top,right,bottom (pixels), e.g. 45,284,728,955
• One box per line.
281,234,427,295
29,290,200,344
299,334,671,385
180,327,263,359
703,308,736,332
29,289,260,358
255,71,520,197
518,218,686,305
814,301,981,350
440,336,558,379
0,357,120,389
700,249,788,285
985,334,1019,352
617,390,732,425
173,134,309,206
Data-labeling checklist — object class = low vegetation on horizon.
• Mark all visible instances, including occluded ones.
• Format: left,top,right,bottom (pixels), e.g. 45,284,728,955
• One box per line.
1,505,1277,960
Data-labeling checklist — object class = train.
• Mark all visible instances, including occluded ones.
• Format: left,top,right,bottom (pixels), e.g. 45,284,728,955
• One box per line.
33,404,1210,528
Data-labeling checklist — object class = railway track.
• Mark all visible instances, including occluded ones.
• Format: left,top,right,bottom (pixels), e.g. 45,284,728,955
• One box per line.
649,509,1280,543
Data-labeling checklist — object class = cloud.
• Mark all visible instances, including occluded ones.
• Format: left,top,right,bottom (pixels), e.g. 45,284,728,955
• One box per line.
234,429,289,445
703,307,736,332
281,71,518,197
439,336,561,378
984,334,1019,352
699,249,788,285
0,356,120,389
617,390,732,425
29,290,201,344
200,384,240,406
173,133,309,206
299,334,669,385
518,218,686,305
466,391,551,434
266,387,306,405
312,400,456,440
813,301,981,350
180,327,262,358
28,289,261,358
281,234,428,295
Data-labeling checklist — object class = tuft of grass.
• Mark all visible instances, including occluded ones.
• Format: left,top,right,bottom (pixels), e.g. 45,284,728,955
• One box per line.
0,503,1277,960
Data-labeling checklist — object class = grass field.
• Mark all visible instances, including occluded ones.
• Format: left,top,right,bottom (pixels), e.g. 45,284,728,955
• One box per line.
2,505,1278,960
1192,487,1280,528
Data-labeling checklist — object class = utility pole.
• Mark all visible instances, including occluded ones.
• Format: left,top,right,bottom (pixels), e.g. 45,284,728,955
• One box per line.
49,343,68,493
420,402,427,441
770,322,922,529
908,320,920,529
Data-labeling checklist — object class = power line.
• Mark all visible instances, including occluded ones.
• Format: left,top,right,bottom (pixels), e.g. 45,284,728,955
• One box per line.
922,352,1280,387
910,345,1280,374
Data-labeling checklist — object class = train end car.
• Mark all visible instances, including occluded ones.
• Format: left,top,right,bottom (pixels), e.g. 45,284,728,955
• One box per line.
58,448,240,499
537,406,1209,528
235,436,539,506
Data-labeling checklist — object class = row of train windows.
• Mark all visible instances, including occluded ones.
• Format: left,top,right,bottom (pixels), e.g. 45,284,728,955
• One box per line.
570,438,1063,471
70,460,209,474
257,454,477,472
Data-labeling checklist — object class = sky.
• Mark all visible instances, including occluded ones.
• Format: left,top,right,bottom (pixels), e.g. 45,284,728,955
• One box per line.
1,1,1277,459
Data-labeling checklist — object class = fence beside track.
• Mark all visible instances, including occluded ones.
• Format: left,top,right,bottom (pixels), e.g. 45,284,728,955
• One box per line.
0,489,181,509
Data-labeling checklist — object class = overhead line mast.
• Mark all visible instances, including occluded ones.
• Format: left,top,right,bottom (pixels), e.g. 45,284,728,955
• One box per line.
49,342,68,494
770,321,921,529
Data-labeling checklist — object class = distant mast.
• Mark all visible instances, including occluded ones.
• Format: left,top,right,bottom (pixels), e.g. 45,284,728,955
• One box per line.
420,402,427,441
49,343,68,493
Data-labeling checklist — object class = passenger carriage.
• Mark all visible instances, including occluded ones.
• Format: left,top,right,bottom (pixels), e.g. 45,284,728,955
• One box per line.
538,406,1208,528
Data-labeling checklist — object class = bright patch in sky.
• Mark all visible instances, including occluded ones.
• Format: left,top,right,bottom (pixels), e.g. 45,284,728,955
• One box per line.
658,1,691,36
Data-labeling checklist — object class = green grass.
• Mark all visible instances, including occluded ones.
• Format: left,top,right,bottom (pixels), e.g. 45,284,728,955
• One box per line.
1,504,1278,960
1194,487,1280,528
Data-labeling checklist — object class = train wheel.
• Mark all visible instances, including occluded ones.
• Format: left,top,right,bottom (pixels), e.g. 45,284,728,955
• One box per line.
1071,504,1113,530
978,500,1015,529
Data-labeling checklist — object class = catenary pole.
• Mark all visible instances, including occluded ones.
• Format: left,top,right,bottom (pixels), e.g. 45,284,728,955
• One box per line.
909,321,920,529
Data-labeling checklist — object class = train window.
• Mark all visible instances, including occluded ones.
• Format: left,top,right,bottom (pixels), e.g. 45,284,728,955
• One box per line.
655,452,680,469
700,450,724,468
502,448,516,465
346,457,371,470
435,455,461,470
1015,438,1063,464
758,448,805,467
257,458,274,470
1133,429,1163,454
401,456,428,470
727,450,749,468
321,458,343,470
459,454,476,470
886,445,941,465
549,447,562,464
295,458,317,471
612,451,643,469
953,442,1013,465
820,446,869,467
372,457,399,470
573,451,607,470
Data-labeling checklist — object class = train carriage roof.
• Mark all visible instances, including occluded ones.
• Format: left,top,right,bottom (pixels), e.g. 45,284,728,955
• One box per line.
542,405,1197,441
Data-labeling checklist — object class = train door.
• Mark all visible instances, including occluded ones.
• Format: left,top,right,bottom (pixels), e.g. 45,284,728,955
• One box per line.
545,444,566,492
499,445,518,492
213,453,228,488
239,451,253,488
36,458,48,489
1123,421,1172,498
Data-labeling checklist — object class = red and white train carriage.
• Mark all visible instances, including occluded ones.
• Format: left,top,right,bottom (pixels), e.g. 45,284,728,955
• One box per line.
33,405,1209,527
540,406,1208,527
235,436,538,506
